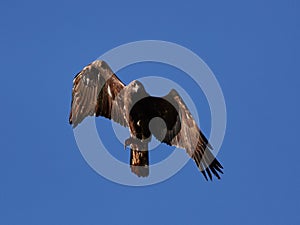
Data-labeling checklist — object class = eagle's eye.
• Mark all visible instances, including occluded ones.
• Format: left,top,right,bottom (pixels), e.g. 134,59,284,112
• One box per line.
137,120,141,126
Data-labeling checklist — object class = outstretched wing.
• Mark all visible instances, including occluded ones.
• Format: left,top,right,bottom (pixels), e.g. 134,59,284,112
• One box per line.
69,60,127,128
157,89,223,180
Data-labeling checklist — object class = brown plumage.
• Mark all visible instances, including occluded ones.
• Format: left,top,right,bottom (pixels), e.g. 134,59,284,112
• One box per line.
69,60,223,180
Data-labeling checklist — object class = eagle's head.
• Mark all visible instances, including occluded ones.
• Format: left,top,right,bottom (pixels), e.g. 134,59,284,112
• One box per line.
125,80,148,112
128,80,145,93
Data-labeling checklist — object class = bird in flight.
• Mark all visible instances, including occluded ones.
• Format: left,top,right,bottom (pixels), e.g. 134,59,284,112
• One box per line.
69,60,223,180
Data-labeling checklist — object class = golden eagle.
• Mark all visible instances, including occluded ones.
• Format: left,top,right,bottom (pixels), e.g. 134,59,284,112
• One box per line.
69,60,223,180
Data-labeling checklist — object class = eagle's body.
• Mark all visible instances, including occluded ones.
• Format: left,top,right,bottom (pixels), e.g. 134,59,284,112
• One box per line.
69,60,223,180
129,95,180,141
127,94,181,177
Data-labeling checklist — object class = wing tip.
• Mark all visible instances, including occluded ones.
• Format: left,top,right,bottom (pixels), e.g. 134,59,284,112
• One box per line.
193,152,224,181
69,115,79,129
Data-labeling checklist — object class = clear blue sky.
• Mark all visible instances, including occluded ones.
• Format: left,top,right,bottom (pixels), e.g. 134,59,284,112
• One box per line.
1,0,299,224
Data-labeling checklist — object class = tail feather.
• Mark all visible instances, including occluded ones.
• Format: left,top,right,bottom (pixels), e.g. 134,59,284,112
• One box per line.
130,148,149,177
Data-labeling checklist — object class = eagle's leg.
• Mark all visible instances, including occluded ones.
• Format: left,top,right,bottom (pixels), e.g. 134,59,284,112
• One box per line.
124,136,143,150
124,137,136,150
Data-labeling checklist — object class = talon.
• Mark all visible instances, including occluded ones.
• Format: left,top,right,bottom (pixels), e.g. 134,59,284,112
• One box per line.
124,136,148,151
124,137,134,150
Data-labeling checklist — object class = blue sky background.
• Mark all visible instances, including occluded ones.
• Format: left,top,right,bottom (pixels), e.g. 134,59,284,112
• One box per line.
1,0,299,224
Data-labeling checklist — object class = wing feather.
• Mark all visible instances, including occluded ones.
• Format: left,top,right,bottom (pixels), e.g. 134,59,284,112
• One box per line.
69,60,127,128
160,89,223,180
